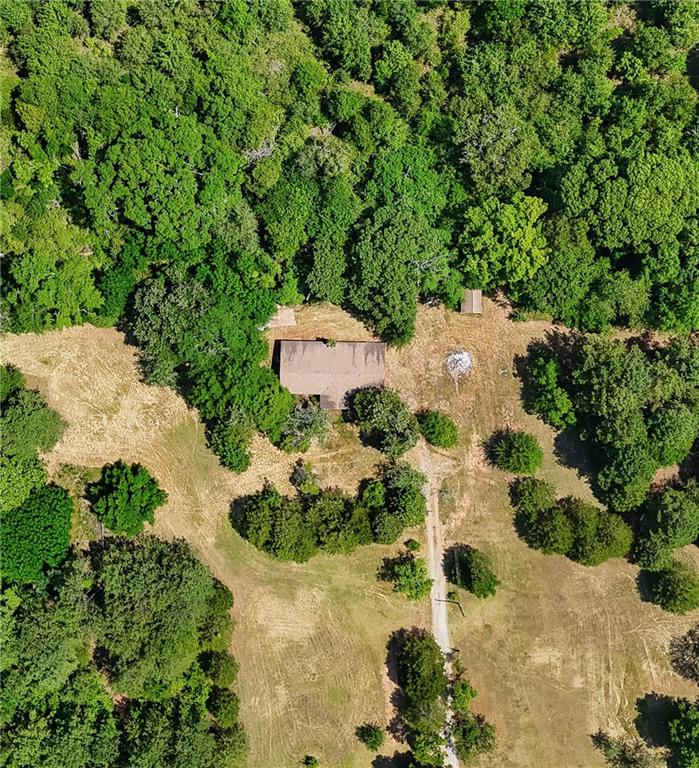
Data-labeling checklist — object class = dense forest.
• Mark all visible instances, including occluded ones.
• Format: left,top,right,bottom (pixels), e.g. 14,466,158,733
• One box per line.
2,0,697,468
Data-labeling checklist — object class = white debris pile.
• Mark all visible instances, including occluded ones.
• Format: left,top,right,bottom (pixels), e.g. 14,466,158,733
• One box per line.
444,350,473,384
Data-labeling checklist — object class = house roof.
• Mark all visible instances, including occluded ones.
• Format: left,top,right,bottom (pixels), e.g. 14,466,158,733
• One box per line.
278,340,386,409
460,289,483,314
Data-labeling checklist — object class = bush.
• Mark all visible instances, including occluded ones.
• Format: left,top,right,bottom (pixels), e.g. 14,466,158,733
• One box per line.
396,629,447,729
379,552,432,601
207,688,240,729
278,399,329,452
203,651,240,688
668,698,699,768
650,560,699,614
417,410,459,448
452,713,496,760
566,499,633,566
524,350,576,428
349,387,420,457
405,537,421,551
356,723,385,750
209,415,252,473
592,731,662,768
490,430,543,474
0,484,72,583
636,483,699,571
510,477,556,516
360,462,427,545
446,544,499,598
525,504,575,555
87,460,167,536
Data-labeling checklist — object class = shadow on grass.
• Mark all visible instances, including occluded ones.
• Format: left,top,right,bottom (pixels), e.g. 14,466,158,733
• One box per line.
635,569,659,606
372,753,413,768
635,692,676,750
669,624,699,685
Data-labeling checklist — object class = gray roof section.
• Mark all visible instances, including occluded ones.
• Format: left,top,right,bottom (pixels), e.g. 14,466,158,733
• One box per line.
278,340,386,409
460,289,483,314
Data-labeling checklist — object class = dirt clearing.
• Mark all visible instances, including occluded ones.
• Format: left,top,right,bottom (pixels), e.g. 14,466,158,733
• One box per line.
2,299,697,767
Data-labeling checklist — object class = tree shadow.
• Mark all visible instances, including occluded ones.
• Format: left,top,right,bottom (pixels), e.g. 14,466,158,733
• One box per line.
482,429,507,467
552,428,602,499
635,692,676,750
635,569,659,606
372,753,413,768
669,624,699,685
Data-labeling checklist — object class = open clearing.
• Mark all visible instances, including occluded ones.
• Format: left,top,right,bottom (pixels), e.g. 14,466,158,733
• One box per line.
2,300,697,767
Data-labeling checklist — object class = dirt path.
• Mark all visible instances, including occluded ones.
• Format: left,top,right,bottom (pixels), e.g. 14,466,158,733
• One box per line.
419,442,460,768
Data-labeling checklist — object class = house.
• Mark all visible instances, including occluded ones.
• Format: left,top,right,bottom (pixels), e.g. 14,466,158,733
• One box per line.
460,289,483,315
278,340,386,409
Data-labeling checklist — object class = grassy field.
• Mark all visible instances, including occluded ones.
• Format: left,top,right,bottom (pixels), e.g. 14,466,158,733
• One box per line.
2,299,697,767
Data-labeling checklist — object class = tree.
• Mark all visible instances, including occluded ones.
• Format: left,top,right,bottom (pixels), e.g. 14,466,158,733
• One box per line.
379,552,432,601
0,484,72,584
452,713,496,760
417,410,459,448
350,387,420,457
650,560,699,615
0,385,65,460
356,723,385,750
458,193,548,293
87,460,167,536
647,401,698,467
447,544,500,598
566,499,633,566
490,430,543,474
91,537,226,697
278,399,329,453
668,698,699,768
396,629,447,730
636,483,699,571
523,350,576,428
592,730,662,768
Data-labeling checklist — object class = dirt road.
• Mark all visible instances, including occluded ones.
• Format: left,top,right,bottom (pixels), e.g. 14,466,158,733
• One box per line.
419,443,460,768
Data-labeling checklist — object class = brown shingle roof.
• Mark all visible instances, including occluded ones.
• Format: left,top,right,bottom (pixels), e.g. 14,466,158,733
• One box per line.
278,340,386,409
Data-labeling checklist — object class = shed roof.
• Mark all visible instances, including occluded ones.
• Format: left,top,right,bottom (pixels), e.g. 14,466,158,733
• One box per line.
460,289,483,314
278,340,386,409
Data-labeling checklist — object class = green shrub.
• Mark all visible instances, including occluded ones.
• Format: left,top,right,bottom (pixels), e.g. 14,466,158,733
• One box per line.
510,477,556,516
379,552,432,601
491,430,543,474
405,537,421,551
356,723,385,750
566,499,633,566
278,399,329,453
636,483,699,571
87,460,167,536
396,629,447,729
650,560,699,614
0,484,72,583
202,651,239,688
524,351,576,428
526,505,575,555
668,698,699,768
350,387,420,457
447,544,499,598
207,688,240,729
417,410,459,448
209,417,252,473
452,713,496,760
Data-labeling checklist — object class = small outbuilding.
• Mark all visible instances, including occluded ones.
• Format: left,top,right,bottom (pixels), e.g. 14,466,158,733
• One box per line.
460,289,483,315
278,340,386,409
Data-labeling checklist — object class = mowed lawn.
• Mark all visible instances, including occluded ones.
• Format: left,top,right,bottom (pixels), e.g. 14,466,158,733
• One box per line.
2,299,696,767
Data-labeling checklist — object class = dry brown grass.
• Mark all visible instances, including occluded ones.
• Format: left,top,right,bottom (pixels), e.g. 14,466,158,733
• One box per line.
2,299,697,768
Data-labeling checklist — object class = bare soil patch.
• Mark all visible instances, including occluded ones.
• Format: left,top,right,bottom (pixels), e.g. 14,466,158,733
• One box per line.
3,299,696,767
